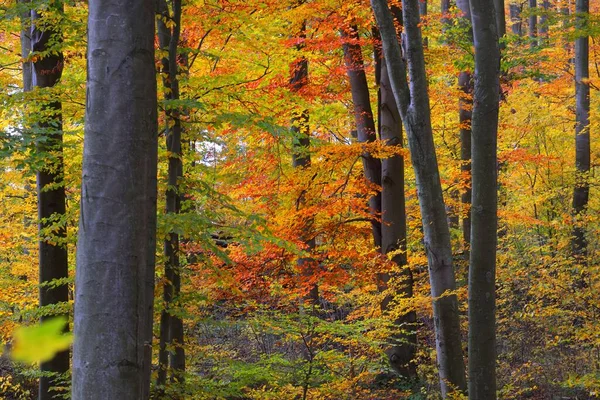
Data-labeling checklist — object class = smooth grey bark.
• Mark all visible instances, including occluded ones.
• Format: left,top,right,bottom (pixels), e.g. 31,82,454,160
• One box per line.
377,51,417,377
371,0,467,396
290,19,318,303
157,0,185,389
341,25,382,249
571,0,590,260
31,3,69,399
510,2,523,36
468,0,501,397
72,0,158,397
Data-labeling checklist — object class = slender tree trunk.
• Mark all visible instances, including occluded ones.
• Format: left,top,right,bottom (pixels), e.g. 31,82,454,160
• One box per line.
290,18,318,303
31,3,69,398
468,0,501,397
378,51,417,377
371,0,467,395
510,2,523,36
72,0,158,397
539,0,550,41
459,71,472,254
529,0,537,48
494,0,506,38
419,0,428,48
571,0,590,261
157,0,185,389
456,0,473,255
341,25,382,249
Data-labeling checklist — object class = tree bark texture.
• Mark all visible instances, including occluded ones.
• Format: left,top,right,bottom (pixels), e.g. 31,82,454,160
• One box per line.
31,3,69,399
468,0,501,398
341,25,382,249
571,0,590,259
378,52,417,378
72,0,158,397
157,0,185,390
371,0,467,395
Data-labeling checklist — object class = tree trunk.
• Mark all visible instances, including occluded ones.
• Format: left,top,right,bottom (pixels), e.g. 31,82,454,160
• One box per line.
571,0,590,261
157,0,185,389
72,0,158,397
290,18,318,303
494,0,506,38
510,2,523,36
371,0,467,396
529,0,537,48
341,25,382,249
378,51,417,378
468,0,501,397
459,71,472,254
539,0,550,40
31,3,69,399
456,0,473,255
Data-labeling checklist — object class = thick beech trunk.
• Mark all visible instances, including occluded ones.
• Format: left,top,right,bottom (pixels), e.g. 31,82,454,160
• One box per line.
571,0,590,260
371,0,467,395
468,0,501,397
341,25,382,249
157,0,185,389
31,4,69,399
72,0,158,397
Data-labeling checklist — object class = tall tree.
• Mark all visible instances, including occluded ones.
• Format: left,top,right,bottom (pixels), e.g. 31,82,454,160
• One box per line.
157,0,185,389
72,0,158,397
468,0,501,397
377,49,417,377
371,0,467,395
30,2,69,398
571,0,590,262
290,15,318,303
456,0,473,253
510,2,523,36
494,0,507,39
529,0,537,47
341,25,382,249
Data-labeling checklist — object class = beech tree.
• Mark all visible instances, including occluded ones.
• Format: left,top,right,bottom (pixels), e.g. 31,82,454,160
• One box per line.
341,25,382,248
71,0,158,397
468,0,501,398
157,0,185,388
30,2,69,398
371,0,467,395
572,0,590,262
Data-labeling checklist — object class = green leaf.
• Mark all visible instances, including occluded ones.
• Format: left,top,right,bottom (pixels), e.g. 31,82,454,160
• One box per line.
12,317,72,364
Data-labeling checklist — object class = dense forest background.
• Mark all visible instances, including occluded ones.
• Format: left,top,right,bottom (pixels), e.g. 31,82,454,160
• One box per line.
0,0,599,399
